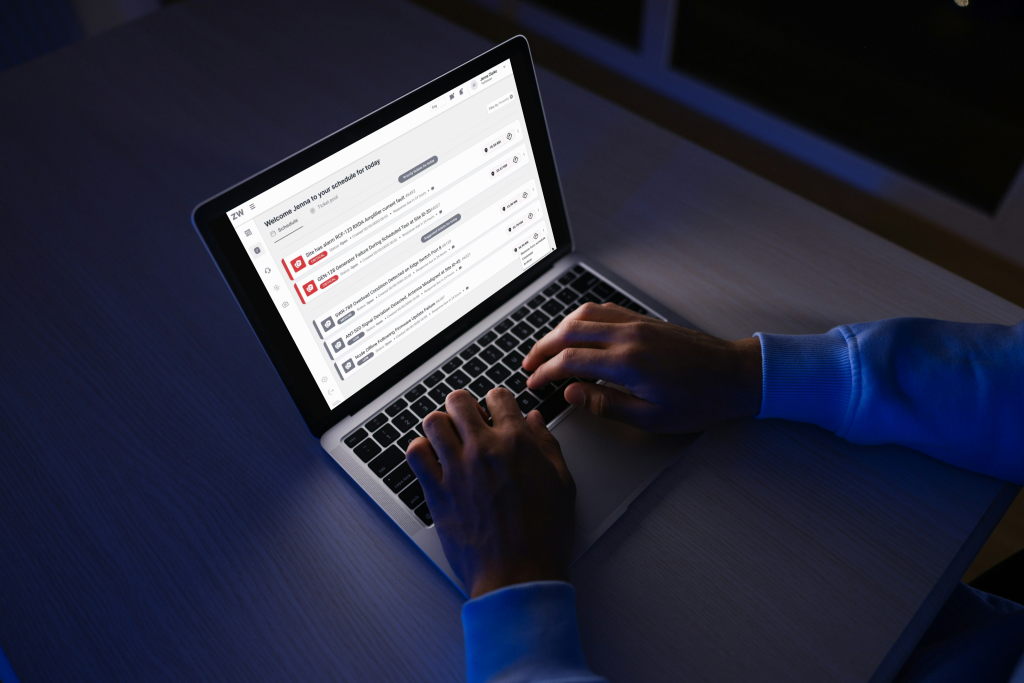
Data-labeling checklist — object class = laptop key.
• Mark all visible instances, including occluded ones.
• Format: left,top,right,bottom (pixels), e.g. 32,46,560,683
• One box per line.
460,343,481,360
557,271,575,285
393,410,417,432
343,428,367,448
374,423,401,447
543,283,561,297
479,345,503,364
607,292,626,306
570,273,598,293
502,351,525,372
537,391,571,424
516,392,540,413
399,481,426,509
510,322,534,340
447,369,471,389
572,264,585,274
385,398,408,417
368,446,405,478
485,364,511,383
353,439,381,462
556,288,578,305
506,372,528,394
410,396,434,418
404,384,427,402
441,357,462,373
495,319,514,333
511,306,530,321
396,431,418,451
424,370,445,387
366,413,389,432
593,282,614,299
477,330,497,346
495,334,518,352
415,423,426,436
518,340,534,356
384,462,416,493
525,310,549,328
527,295,545,309
463,357,487,377
532,382,555,399
469,376,495,397
540,299,563,316
414,502,433,525
427,383,451,404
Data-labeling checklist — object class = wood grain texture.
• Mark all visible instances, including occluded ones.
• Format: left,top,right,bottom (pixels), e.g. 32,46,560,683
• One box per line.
0,0,1020,681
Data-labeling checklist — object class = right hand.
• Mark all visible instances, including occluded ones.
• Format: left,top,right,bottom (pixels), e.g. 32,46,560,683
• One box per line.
522,303,763,434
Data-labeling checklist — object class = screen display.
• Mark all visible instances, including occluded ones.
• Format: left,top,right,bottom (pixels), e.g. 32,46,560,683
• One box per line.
225,60,556,409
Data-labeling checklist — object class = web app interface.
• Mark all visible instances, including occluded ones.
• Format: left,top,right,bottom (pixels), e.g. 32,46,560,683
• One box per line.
227,61,557,408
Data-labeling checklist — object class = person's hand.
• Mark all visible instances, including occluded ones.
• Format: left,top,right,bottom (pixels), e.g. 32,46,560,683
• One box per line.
523,303,762,433
405,388,576,598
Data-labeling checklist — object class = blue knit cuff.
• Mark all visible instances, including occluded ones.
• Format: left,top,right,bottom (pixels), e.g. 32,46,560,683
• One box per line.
462,581,591,683
754,329,854,433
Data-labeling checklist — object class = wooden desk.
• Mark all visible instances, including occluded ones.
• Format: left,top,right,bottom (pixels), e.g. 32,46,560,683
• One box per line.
0,0,1020,681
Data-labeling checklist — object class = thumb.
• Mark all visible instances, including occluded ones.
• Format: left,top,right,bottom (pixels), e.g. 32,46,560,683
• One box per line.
525,410,574,489
564,382,655,429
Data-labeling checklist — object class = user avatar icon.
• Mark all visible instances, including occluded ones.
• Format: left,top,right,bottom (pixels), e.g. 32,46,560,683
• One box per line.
332,339,345,353
291,256,306,271
321,317,335,331
342,359,355,373
303,281,317,295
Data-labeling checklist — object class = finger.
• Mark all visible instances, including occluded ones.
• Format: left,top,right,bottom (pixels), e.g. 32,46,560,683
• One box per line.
523,318,624,371
564,382,656,429
422,411,463,470
445,389,488,440
525,410,574,488
405,436,443,488
564,301,640,323
484,387,523,427
526,346,624,389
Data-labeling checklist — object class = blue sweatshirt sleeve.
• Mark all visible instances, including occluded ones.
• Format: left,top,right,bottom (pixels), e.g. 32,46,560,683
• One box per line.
755,318,1024,483
462,581,606,683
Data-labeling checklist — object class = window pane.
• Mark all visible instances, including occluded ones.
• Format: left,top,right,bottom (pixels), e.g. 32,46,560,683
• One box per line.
530,0,645,49
673,0,1024,213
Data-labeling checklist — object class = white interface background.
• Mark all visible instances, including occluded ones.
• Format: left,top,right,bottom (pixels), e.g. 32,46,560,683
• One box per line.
227,61,556,408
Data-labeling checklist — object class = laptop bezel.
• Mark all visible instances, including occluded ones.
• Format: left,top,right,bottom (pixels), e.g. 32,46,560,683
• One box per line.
192,36,574,438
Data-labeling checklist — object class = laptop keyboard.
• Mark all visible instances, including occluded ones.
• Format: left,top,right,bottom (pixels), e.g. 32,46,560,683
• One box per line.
341,264,649,526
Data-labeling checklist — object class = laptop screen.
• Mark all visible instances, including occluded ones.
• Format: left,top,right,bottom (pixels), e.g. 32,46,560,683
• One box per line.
224,59,558,410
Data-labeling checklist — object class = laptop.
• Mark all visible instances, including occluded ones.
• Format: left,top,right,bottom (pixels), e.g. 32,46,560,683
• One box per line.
192,36,699,595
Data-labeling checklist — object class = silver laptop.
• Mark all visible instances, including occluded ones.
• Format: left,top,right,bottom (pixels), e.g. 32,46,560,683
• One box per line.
193,36,698,594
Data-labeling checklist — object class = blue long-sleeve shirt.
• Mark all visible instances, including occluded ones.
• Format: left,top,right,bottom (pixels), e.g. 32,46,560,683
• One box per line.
461,318,1024,683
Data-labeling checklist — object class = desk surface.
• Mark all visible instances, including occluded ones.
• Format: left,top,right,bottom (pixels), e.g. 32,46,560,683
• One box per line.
0,1,1021,681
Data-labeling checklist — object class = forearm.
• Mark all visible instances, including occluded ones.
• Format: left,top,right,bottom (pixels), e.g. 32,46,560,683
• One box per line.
755,318,1024,483
462,581,605,683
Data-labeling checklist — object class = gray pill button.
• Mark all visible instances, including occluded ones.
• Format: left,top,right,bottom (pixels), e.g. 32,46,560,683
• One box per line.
357,353,374,366
338,310,355,324
399,156,438,183
348,331,365,344
421,213,461,242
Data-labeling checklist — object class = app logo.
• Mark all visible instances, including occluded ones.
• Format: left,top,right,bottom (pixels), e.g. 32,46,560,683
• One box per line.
321,317,335,332
291,255,306,272
331,339,345,353
342,359,355,373
303,280,317,295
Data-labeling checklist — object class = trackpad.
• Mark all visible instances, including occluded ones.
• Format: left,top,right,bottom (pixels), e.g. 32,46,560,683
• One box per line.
552,408,691,533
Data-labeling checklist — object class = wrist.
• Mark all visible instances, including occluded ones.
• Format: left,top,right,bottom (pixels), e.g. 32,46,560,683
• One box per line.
470,562,570,598
731,336,763,418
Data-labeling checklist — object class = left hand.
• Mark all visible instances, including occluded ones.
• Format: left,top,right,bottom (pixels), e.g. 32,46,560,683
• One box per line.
405,388,577,598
